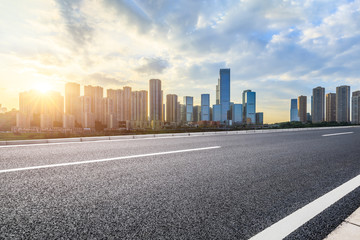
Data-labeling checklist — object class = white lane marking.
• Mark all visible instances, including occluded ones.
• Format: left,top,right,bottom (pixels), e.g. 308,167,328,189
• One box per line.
0,146,221,173
249,174,360,240
0,135,206,148
322,132,354,137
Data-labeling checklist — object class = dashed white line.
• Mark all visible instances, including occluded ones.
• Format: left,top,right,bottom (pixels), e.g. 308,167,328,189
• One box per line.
0,146,221,173
322,132,354,137
249,174,360,240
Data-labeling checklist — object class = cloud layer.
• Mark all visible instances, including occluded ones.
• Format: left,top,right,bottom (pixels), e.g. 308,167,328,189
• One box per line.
1,0,360,123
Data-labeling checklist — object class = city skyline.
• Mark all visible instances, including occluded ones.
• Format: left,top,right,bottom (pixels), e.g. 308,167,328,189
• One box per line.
1,1,360,123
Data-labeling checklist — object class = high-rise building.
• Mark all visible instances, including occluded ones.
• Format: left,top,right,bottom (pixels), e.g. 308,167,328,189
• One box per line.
123,86,132,121
242,90,251,123
183,96,193,122
312,86,325,123
212,104,221,122
193,105,201,122
231,104,243,124
290,99,299,122
326,93,336,122
256,112,264,125
336,85,350,122
166,94,178,123
176,102,181,123
137,90,148,122
103,97,115,128
84,85,103,122
149,79,162,123
298,95,307,123
243,90,256,124
352,91,360,124
65,82,80,124
216,69,231,122
201,94,210,121
79,95,95,128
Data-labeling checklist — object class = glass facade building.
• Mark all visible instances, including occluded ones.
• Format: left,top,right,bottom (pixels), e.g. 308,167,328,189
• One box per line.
212,104,221,122
231,104,243,124
201,94,210,121
243,90,256,124
216,69,231,122
183,96,193,122
290,99,299,122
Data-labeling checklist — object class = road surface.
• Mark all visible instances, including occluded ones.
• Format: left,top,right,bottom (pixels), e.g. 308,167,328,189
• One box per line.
1,127,360,239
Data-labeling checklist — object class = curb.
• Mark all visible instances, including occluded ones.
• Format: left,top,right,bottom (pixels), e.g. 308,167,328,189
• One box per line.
0,126,357,146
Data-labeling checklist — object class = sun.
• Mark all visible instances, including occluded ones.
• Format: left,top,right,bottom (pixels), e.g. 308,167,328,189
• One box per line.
35,82,52,93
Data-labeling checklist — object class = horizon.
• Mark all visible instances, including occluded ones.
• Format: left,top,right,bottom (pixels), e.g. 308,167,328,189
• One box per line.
1,0,360,124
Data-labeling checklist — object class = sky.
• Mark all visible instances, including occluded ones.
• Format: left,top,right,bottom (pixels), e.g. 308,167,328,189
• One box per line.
0,0,360,123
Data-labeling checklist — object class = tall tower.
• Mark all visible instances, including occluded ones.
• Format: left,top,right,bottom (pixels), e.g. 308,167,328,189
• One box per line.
149,79,162,122
166,94,178,123
290,99,299,122
298,95,307,123
219,69,230,122
201,94,210,121
352,91,360,124
65,82,80,124
336,85,350,122
312,86,325,123
243,90,256,124
84,85,103,122
183,96,193,122
326,93,336,122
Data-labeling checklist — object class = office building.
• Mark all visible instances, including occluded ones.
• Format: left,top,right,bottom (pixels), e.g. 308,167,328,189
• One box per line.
312,86,325,123
216,69,231,122
137,90,148,122
201,94,210,121
326,93,336,122
183,96,193,122
79,96,95,128
122,86,132,121
149,79,163,123
243,90,256,124
352,91,360,124
231,104,243,124
65,82,80,124
336,85,350,122
256,112,264,125
193,105,201,122
298,95,307,123
176,102,181,123
103,97,115,128
166,94,178,123
84,85,103,122
290,99,299,121
212,104,221,122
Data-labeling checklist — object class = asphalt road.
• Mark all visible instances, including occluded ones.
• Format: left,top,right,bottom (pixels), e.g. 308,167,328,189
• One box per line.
1,127,360,239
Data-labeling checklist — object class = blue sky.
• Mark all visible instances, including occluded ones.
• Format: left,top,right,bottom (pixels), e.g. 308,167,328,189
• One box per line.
0,0,360,123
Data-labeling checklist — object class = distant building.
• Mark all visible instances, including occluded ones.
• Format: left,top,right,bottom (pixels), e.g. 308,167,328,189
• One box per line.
183,96,193,122
256,112,264,125
298,95,307,123
84,85,103,123
216,69,231,122
212,104,221,122
231,104,243,124
65,82,80,124
79,96,95,128
149,79,163,124
336,85,350,122
312,86,325,123
352,91,360,124
290,99,299,122
201,94,210,121
243,90,256,124
166,94,178,123
326,93,336,122
123,86,132,122
193,105,201,122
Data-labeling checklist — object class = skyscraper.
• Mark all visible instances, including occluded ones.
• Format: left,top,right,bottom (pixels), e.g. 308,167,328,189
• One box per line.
217,69,230,122
231,104,243,124
256,112,264,125
65,82,80,124
149,79,162,123
326,93,336,122
201,94,210,121
290,99,299,122
183,96,193,122
352,91,360,124
137,90,148,122
243,90,256,124
312,86,325,123
123,86,132,121
166,94,178,123
84,85,103,122
336,85,350,123
193,105,201,122
298,95,307,123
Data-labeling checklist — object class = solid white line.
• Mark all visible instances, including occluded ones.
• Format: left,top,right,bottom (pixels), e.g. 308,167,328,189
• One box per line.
322,132,354,137
0,146,221,173
249,174,360,240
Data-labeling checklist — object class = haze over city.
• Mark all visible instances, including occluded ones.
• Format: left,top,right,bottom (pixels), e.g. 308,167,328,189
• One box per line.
1,0,360,123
